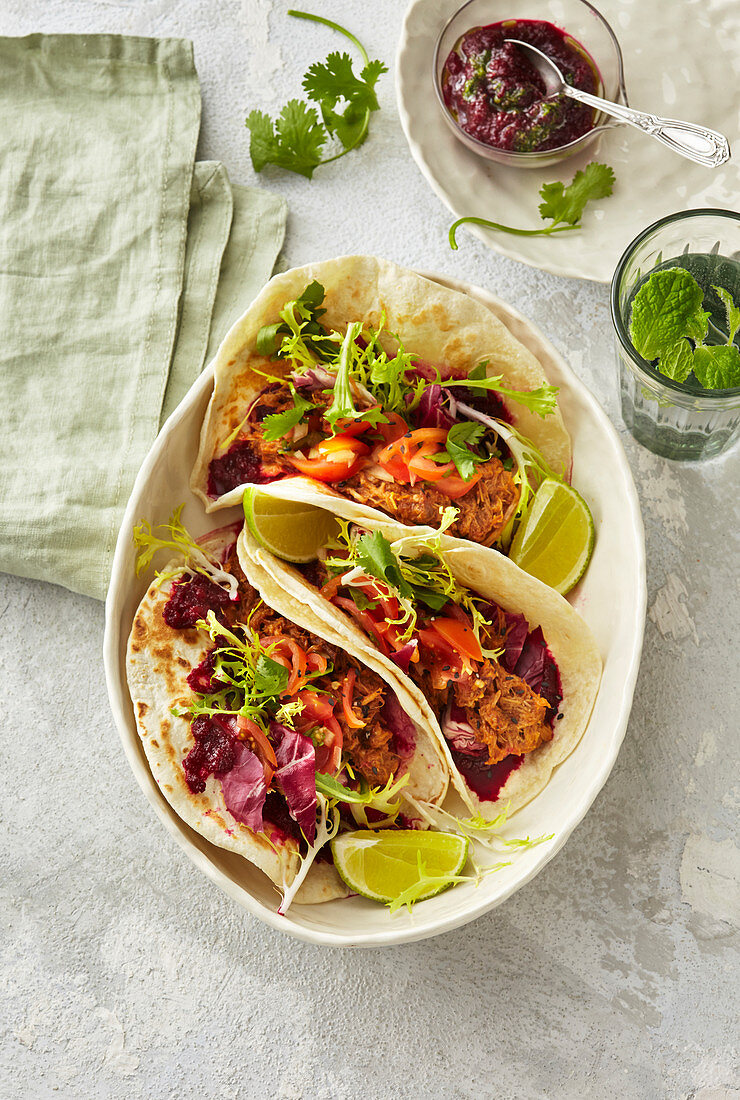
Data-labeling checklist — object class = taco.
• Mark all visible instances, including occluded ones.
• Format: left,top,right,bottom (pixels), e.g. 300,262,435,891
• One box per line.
192,256,572,556
238,507,601,816
126,514,451,912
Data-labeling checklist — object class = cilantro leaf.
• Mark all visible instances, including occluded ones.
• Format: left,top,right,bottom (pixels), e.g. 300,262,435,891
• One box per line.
261,388,315,442
303,51,387,148
449,161,615,248
537,162,615,226
254,654,290,695
713,285,740,345
693,344,740,389
247,13,386,179
246,101,325,179
441,422,486,480
629,269,709,362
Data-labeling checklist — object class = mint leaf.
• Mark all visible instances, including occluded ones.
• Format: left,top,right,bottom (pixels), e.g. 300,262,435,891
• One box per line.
712,285,740,345
246,101,325,179
659,339,694,383
629,269,707,361
442,422,486,480
693,344,740,389
537,162,615,226
261,388,315,442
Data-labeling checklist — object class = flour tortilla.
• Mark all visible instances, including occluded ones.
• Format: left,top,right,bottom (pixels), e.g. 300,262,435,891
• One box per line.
238,512,602,816
126,529,449,906
191,255,571,517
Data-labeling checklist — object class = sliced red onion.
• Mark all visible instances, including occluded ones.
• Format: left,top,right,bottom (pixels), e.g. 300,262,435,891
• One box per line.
389,639,418,674
441,704,486,756
291,366,336,391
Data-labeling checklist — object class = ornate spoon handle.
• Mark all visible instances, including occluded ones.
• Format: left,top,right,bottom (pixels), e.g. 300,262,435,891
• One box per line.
564,85,731,168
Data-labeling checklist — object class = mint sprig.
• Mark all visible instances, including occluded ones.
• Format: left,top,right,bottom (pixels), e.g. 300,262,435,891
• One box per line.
449,162,615,249
629,270,740,390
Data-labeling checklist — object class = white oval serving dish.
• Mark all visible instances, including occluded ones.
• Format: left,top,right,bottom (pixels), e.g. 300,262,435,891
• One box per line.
104,269,646,947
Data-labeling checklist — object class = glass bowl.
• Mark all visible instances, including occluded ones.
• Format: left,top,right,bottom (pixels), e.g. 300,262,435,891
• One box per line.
432,0,627,169
611,208,740,461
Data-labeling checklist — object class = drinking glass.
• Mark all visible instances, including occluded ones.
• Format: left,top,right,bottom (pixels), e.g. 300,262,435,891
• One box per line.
611,209,740,461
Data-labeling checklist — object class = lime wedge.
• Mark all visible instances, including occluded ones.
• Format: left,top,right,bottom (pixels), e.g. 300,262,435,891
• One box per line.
331,829,469,905
243,487,339,563
509,479,595,595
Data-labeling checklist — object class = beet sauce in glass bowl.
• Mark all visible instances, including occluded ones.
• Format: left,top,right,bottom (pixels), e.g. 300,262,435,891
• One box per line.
442,20,598,153
432,0,627,169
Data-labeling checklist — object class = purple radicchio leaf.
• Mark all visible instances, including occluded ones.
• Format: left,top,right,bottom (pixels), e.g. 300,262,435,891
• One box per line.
442,705,486,756
220,740,267,831
271,722,317,845
502,611,529,672
380,692,416,760
291,366,336,392
414,383,456,430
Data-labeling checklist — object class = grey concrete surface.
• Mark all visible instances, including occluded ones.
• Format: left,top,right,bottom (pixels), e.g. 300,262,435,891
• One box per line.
1,2,738,1098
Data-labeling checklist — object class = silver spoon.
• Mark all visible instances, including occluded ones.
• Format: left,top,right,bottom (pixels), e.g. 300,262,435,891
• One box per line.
505,38,731,168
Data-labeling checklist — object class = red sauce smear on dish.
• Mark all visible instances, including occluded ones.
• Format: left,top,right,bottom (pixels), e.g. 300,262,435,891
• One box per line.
442,19,598,152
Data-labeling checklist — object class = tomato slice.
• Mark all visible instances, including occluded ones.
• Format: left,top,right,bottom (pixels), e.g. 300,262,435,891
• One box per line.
235,716,278,783
341,670,364,729
407,441,455,484
433,470,483,499
377,411,408,445
294,689,331,722
428,616,482,663
333,596,391,655
289,433,371,482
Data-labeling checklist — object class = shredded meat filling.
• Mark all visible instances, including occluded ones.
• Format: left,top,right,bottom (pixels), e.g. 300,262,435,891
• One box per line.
339,458,519,545
452,660,552,764
221,547,400,785
337,667,401,786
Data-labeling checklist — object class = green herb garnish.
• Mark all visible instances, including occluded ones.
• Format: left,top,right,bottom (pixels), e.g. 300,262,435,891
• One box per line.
629,269,740,389
261,386,316,442
246,11,387,179
448,162,615,248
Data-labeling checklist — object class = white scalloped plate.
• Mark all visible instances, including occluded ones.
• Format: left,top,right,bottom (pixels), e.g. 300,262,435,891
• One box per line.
397,0,740,281
104,268,646,946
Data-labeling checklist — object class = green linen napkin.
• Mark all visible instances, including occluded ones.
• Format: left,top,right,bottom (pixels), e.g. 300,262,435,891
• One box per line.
0,35,286,599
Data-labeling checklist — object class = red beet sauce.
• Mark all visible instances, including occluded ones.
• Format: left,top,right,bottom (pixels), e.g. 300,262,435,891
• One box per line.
441,19,598,152
452,751,523,801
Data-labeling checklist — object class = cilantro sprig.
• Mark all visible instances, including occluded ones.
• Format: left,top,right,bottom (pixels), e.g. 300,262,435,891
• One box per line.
246,11,387,179
629,269,740,390
448,162,615,249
